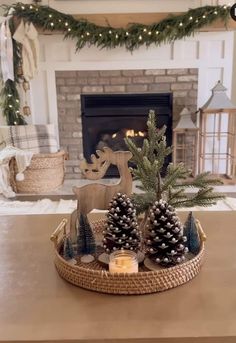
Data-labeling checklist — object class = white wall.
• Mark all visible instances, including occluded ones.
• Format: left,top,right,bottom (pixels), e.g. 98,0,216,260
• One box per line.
0,0,225,14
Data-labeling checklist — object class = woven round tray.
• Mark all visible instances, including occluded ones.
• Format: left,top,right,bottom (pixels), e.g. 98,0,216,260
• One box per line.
51,218,205,295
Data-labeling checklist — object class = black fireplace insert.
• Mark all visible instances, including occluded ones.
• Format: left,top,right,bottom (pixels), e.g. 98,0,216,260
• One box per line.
81,93,173,177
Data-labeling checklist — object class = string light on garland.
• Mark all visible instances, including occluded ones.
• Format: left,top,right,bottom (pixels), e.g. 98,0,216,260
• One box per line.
0,2,231,125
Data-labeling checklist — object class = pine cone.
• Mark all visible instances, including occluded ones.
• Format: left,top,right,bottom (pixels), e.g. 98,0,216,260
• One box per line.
146,199,188,266
103,193,141,253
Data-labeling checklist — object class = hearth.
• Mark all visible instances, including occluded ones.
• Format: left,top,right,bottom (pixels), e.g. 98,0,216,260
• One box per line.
81,93,173,177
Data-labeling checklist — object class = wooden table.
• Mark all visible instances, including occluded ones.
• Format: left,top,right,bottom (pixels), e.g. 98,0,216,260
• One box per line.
0,211,236,343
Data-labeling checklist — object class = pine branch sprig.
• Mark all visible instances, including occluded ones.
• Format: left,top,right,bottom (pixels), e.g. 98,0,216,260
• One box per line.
126,110,225,214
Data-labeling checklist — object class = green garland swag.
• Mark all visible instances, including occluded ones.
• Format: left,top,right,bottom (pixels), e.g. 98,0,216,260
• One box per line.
0,2,231,125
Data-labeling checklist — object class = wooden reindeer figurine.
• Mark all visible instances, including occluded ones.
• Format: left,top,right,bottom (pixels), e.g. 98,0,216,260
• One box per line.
70,147,132,242
73,147,132,213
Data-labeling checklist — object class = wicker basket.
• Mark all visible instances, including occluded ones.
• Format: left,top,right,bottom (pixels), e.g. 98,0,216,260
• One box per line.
50,218,206,295
10,151,66,193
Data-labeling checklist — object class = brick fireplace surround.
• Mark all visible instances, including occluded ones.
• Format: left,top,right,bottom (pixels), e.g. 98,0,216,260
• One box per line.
56,68,198,179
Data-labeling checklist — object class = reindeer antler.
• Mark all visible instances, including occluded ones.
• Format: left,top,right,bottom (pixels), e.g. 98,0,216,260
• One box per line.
79,148,112,180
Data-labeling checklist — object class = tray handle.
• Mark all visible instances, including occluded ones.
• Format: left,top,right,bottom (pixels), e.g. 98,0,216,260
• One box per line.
50,218,68,246
195,219,207,242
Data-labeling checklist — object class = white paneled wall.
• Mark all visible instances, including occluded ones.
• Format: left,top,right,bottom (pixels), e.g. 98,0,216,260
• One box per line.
41,0,221,14
31,31,235,139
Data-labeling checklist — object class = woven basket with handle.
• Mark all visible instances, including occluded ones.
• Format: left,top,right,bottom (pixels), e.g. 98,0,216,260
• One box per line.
9,150,66,193
50,218,206,295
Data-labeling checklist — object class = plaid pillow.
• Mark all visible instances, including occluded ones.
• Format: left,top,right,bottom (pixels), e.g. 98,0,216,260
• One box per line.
0,124,59,153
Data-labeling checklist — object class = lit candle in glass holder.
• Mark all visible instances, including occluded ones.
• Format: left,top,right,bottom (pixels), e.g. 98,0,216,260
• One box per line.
109,250,138,274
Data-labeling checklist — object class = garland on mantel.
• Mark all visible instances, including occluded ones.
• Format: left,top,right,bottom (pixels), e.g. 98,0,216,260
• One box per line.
0,2,231,125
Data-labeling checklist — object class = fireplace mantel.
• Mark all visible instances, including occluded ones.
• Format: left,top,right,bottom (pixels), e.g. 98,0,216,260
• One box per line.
29,31,234,131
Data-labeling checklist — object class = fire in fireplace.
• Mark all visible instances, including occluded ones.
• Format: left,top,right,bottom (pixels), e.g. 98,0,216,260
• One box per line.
81,93,173,177
97,128,146,151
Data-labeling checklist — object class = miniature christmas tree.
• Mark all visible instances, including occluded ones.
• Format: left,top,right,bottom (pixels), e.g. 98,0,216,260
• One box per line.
77,214,96,262
103,193,141,254
183,212,201,255
146,199,188,266
125,110,224,218
63,235,75,260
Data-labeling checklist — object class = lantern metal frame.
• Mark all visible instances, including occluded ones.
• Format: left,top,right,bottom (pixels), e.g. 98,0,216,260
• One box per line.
198,81,236,180
173,108,199,177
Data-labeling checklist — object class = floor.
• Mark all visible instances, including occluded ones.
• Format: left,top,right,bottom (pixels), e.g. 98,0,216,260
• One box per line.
0,179,235,215
13,179,236,201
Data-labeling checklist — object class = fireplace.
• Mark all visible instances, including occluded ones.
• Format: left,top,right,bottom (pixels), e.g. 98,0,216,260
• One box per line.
81,93,173,176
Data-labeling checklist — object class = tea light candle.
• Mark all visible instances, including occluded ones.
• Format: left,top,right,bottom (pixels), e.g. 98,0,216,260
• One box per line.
109,250,138,274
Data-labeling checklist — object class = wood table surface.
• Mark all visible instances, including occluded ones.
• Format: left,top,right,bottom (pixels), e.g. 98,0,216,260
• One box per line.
0,211,236,343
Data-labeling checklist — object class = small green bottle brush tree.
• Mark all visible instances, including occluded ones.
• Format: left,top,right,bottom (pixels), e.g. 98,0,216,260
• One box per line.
125,110,224,266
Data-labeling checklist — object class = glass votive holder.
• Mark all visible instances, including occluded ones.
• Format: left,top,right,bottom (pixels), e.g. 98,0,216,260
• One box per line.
109,250,138,274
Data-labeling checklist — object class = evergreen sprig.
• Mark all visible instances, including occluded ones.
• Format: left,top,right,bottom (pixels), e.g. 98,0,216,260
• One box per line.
0,16,26,125
0,3,231,125
125,110,224,214
8,3,230,51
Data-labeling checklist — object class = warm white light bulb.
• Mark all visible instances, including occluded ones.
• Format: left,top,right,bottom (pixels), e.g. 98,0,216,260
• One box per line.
7,94,12,98
126,31,129,36
86,32,90,36
189,16,193,20
179,22,183,26
143,28,147,32
202,15,206,18
139,35,142,40
99,33,102,37
29,5,33,9
50,22,54,27
9,105,12,108
16,99,19,103
214,11,218,14
65,22,68,26
109,30,112,34
156,31,159,34
49,14,52,18
68,28,71,32
21,6,25,10
115,34,119,39
14,121,17,125
148,31,152,35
